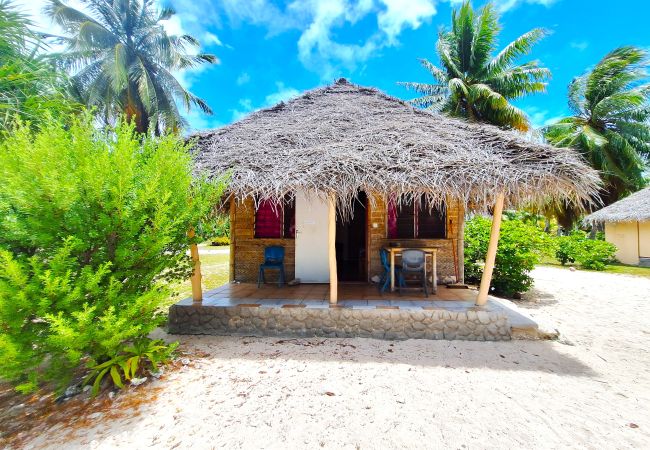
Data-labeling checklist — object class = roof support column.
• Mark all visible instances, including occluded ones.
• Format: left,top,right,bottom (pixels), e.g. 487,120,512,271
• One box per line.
328,194,338,304
476,193,505,306
188,227,203,303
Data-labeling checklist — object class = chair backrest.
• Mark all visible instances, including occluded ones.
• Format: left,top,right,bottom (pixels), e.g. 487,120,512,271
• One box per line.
264,246,285,264
380,248,390,270
401,249,425,270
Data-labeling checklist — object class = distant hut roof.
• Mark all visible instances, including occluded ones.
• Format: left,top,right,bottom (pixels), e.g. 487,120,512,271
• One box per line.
584,187,650,224
190,79,600,213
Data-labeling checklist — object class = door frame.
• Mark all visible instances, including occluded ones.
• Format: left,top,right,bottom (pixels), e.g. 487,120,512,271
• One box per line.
335,192,369,283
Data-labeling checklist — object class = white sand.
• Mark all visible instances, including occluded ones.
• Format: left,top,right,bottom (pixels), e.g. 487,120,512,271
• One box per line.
22,266,650,449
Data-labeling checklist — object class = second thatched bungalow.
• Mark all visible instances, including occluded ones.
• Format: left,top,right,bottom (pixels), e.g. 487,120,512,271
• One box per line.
585,187,650,266
169,79,600,341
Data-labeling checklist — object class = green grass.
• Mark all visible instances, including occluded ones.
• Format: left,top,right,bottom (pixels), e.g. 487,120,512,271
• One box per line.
170,246,230,301
539,258,650,278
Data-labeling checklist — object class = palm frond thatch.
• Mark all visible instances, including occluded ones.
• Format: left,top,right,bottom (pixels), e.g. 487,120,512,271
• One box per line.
190,79,601,216
584,187,650,223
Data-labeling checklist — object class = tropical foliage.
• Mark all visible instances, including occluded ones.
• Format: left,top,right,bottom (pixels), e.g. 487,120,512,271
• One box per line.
0,115,225,393
544,47,650,226
0,1,76,131
555,231,617,270
83,338,177,396
464,215,552,297
45,0,217,133
399,0,549,131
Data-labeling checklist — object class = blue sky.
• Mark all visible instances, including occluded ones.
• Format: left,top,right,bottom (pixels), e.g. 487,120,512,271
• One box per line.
26,0,650,132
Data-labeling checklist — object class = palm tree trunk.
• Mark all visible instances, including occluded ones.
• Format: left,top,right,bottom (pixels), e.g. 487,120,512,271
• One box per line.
125,84,149,134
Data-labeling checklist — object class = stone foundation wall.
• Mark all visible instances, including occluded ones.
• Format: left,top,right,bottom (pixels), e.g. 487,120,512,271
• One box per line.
168,305,510,341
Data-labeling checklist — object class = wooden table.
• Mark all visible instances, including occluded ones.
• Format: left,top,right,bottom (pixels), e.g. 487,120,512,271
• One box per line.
385,247,439,294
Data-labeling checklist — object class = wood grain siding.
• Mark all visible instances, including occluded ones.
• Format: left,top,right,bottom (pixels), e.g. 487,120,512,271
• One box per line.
230,198,296,283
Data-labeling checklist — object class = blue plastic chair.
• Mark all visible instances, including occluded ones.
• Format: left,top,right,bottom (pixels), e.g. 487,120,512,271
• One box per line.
258,246,286,288
379,248,405,293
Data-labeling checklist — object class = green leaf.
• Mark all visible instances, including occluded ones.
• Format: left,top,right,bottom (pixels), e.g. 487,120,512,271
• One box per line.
110,365,124,389
92,367,110,396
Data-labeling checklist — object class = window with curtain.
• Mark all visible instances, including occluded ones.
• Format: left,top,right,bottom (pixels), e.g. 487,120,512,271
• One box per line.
254,197,295,238
387,196,446,239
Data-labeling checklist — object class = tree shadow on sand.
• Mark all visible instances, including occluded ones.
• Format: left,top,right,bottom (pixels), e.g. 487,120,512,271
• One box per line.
177,334,597,378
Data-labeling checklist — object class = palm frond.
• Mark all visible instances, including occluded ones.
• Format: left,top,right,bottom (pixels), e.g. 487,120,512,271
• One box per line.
486,28,548,76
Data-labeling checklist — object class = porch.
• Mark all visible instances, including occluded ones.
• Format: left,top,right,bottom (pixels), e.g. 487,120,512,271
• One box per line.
168,283,540,341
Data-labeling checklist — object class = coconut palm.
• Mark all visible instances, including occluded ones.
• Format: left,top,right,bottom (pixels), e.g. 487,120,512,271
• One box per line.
399,0,549,131
0,1,74,131
544,46,650,227
45,0,217,134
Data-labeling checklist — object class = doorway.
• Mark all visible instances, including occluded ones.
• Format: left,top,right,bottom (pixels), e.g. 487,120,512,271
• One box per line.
336,192,368,282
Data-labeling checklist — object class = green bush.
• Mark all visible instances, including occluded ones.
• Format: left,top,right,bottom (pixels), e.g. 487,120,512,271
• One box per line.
554,231,616,270
0,115,225,393
211,236,231,246
213,215,230,238
465,215,551,297
555,235,576,265
83,338,178,396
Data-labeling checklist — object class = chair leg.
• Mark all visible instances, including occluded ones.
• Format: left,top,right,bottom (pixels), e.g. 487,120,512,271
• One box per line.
397,275,406,297
379,271,388,293
258,267,263,288
279,267,285,287
423,270,428,298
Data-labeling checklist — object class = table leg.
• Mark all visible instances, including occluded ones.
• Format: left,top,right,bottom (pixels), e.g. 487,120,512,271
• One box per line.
433,252,438,294
390,251,395,292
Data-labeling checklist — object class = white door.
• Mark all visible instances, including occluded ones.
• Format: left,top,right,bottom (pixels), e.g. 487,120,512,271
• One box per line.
295,191,330,283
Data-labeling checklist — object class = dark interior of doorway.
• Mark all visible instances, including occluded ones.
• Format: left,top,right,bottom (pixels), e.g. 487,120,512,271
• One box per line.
336,192,367,282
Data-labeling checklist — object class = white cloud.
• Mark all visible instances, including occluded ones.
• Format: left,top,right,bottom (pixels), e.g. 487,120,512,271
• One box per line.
265,82,301,105
493,0,558,13
236,72,251,85
203,32,224,46
230,98,254,122
229,82,300,122
183,108,223,133
570,40,589,51
377,0,437,43
526,106,563,129
291,0,378,79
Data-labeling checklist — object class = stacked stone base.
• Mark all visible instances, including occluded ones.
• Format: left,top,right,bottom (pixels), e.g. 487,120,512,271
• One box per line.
168,305,511,341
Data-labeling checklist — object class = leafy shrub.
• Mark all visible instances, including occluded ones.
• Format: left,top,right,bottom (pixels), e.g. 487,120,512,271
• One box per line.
465,215,551,297
211,236,231,246
555,235,576,265
83,338,178,396
554,231,616,270
213,215,230,238
0,115,225,393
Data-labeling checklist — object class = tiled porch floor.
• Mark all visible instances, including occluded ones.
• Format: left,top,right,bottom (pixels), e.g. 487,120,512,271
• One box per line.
180,282,482,310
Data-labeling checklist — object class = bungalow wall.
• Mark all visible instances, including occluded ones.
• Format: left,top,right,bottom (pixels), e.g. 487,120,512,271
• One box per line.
604,220,650,266
229,193,464,284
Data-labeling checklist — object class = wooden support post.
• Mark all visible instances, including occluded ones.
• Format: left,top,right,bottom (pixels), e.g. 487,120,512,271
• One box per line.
188,227,203,303
457,201,465,285
328,195,338,304
476,193,505,306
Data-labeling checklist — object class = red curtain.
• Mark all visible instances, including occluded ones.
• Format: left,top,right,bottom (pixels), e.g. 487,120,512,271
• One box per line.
255,200,283,238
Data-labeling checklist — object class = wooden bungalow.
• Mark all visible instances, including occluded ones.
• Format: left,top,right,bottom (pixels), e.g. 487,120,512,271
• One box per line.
170,79,600,340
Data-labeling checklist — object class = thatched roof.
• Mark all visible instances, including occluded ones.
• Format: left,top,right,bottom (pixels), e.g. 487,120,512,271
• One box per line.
584,187,650,224
191,79,600,213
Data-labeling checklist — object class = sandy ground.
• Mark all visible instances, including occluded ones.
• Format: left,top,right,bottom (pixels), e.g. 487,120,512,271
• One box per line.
18,266,650,449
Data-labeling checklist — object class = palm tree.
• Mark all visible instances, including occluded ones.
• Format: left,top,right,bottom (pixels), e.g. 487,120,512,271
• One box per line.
45,0,217,134
399,0,550,131
544,47,650,228
0,1,75,131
